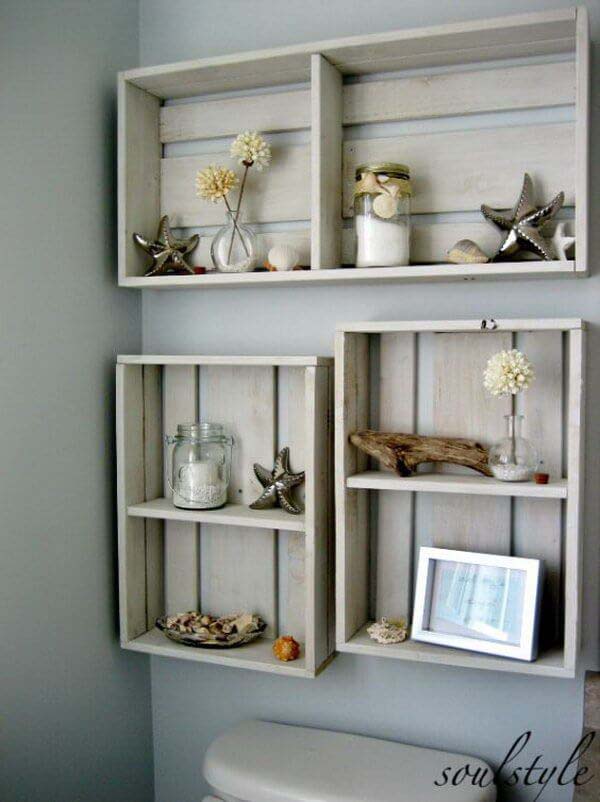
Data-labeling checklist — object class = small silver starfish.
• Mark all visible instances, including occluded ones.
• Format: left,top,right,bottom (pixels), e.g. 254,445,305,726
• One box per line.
250,447,305,515
481,173,564,262
133,215,199,276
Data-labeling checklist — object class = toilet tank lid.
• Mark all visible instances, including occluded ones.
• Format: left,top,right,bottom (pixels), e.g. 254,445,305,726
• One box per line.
204,721,496,802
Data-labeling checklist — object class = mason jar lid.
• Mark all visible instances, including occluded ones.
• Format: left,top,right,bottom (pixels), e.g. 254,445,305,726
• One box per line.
355,162,410,180
176,422,231,442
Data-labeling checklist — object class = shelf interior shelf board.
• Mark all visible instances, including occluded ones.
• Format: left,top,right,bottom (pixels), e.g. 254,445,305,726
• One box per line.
128,497,306,532
340,625,569,678
125,627,310,676
346,471,568,499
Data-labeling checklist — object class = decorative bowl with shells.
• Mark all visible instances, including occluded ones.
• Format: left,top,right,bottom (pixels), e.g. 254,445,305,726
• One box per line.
156,611,266,649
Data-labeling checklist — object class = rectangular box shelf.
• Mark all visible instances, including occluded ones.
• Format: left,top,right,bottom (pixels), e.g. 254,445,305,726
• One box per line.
335,318,585,677
119,7,589,289
117,355,334,677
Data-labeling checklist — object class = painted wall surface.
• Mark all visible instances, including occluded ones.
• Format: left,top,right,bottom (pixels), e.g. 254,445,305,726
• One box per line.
139,2,600,801
0,2,153,801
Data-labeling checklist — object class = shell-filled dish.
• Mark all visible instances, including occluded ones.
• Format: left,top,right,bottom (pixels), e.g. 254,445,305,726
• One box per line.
156,611,266,648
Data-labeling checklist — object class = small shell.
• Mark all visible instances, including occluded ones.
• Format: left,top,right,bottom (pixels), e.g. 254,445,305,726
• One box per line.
448,239,489,264
267,244,300,271
373,193,398,219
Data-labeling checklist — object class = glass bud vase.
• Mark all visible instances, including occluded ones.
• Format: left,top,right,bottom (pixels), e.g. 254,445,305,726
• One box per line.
211,211,257,273
489,414,538,482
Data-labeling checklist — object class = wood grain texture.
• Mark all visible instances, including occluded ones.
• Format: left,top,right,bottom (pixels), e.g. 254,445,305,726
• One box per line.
343,123,575,217
431,332,512,554
200,366,278,637
118,79,161,280
375,334,416,620
513,332,563,648
161,145,310,228
163,365,199,615
143,365,164,627
575,6,590,273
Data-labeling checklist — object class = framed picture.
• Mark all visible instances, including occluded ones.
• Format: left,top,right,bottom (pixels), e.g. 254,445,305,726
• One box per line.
412,547,544,661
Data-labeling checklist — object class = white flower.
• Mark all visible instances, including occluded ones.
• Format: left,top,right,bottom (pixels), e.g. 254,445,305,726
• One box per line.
230,130,271,170
483,349,535,397
195,165,238,202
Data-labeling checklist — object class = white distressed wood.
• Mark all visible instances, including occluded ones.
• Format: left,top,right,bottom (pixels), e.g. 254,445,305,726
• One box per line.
564,329,585,673
161,145,310,228
118,78,161,280
163,365,199,614
116,364,146,641
343,123,575,216
344,61,575,125
335,331,370,642
339,319,584,333
119,354,330,367
348,471,567,498
123,9,575,98
375,334,416,621
200,366,278,637
575,6,590,274
277,367,308,644
160,89,310,143
143,365,164,627
431,332,512,554
311,55,342,270
128,498,306,532
514,332,563,647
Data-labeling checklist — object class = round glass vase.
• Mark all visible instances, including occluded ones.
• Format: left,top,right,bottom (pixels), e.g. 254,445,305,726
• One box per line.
211,211,257,273
165,422,233,510
489,414,538,482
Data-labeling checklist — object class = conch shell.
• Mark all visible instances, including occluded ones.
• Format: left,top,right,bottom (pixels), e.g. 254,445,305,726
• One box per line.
447,239,489,264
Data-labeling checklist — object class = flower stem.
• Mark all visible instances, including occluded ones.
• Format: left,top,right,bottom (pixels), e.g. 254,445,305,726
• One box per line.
227,164,250,262
223,196,250,259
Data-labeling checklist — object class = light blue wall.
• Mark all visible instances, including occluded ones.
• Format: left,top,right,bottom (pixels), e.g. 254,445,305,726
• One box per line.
0,2,153,801
139,2,600,801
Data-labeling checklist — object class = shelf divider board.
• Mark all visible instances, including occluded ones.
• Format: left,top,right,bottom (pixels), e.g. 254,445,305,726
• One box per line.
163,365,200,614
375,334,416,621
311,54,343,270
200,366,278,639
143,365,164,627
514,331,564,648
575,6,590,274
277,367,308,645
430,332,512,556
347,472,567,498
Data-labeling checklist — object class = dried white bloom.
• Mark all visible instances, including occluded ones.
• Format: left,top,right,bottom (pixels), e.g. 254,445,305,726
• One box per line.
195,165,238,202
230,130,271,170
483,349,535,397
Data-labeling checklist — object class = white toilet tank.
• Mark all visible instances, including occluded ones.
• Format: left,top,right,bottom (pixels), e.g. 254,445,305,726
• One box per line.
203,720,496,802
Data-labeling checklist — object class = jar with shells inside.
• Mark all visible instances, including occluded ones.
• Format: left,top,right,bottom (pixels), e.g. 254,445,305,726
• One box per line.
354,163,411,267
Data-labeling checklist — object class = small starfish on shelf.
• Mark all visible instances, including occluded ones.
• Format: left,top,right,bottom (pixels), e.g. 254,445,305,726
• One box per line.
481,173,564,262
250,447,305,515
551,221,576,261
133,215,199,276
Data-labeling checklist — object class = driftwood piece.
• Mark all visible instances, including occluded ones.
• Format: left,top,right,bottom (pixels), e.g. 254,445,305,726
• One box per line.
350,430,492,477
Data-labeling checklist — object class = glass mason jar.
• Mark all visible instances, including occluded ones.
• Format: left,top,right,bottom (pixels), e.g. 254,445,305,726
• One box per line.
166,423,233,509
211,211,258,273
354,163,411,268
489,414,538,482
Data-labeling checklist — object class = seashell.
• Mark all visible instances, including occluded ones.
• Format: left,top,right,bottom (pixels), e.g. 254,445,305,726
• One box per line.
373,193,398,219
447,239,490,264
267,244,300,271
273,635,300,662
367,617,408,645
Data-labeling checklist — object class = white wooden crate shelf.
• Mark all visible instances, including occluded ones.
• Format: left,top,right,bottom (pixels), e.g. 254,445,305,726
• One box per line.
347,471,568,499
117,355,334,677
119,8,589,288
336,318,585,678
128,498,306,532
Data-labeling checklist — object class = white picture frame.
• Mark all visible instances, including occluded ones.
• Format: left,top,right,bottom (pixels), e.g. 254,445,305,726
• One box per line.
412,547,544,662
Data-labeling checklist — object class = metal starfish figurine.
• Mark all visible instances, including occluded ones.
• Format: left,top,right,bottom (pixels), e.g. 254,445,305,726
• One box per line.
133,215,199,276
250,447,305,515
481,173,564,262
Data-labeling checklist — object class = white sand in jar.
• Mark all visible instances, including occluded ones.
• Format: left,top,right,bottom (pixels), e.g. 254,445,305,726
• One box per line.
491,464,534,482
355,214,410,267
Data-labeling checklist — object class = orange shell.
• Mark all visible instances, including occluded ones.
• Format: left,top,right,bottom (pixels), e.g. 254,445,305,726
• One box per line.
273,635,300,662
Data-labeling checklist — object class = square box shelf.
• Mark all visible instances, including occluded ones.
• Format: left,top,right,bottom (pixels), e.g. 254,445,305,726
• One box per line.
117,355,334,677
335,318,585,677
118,7,589,289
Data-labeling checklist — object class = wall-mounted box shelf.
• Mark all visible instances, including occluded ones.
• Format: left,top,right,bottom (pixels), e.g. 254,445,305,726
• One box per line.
119,8,589,289
117,355,334,677
335,318,585,678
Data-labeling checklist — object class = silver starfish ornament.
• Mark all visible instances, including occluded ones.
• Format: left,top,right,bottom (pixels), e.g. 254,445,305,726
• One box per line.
250,447,305,515
133,215,199,276
481,173,564,262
